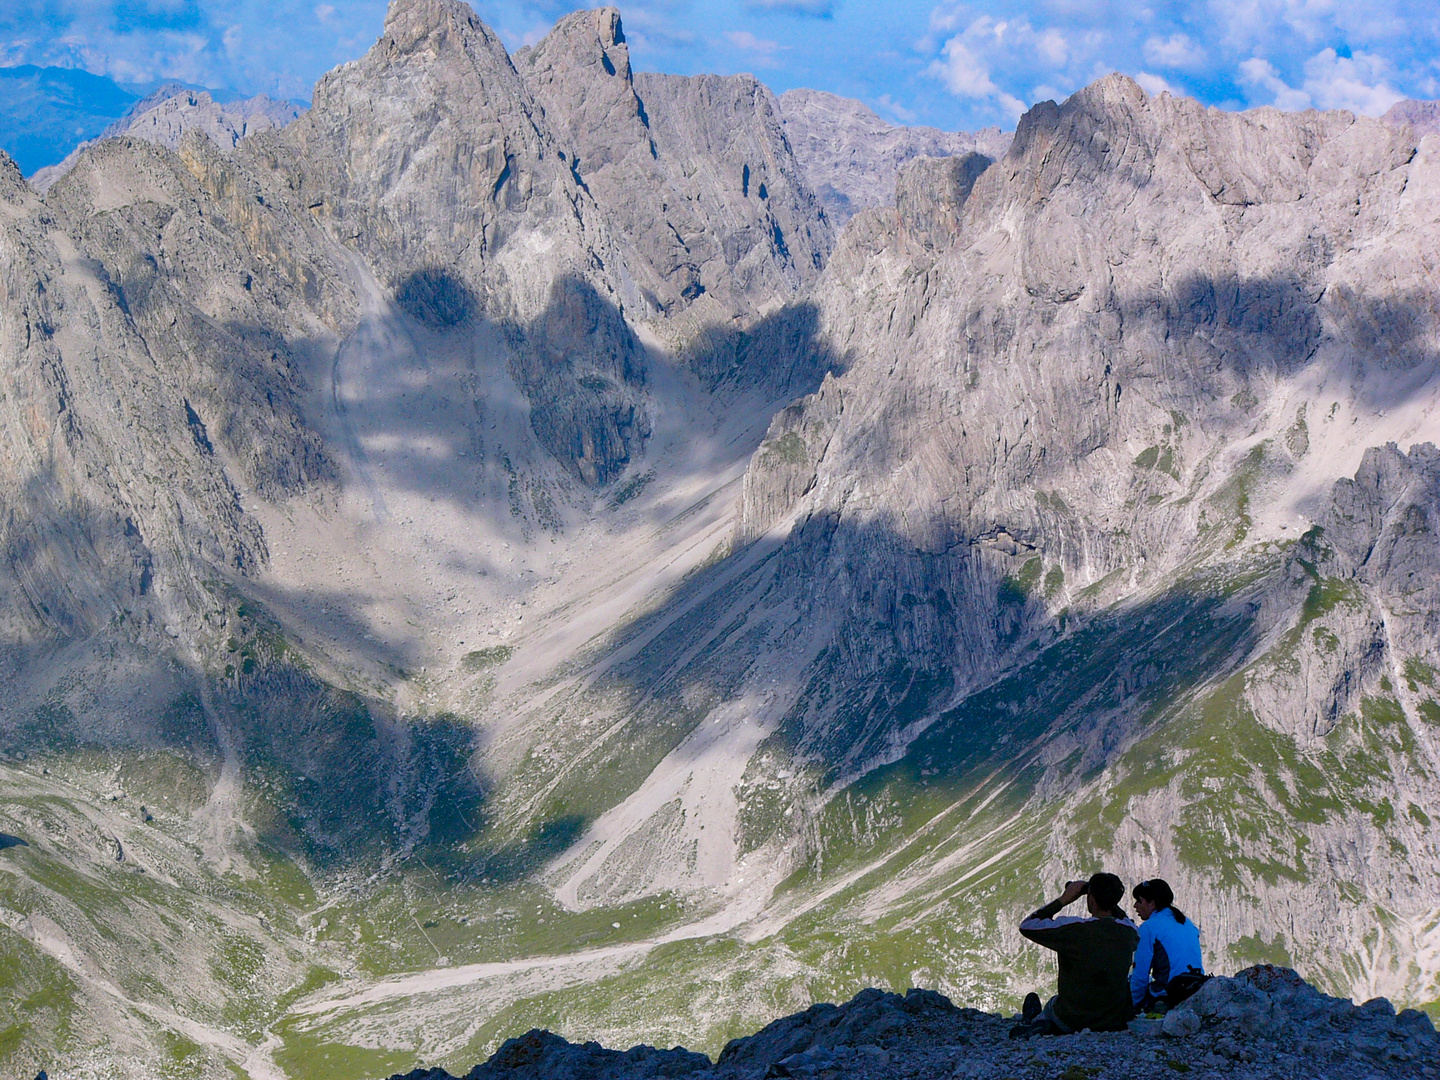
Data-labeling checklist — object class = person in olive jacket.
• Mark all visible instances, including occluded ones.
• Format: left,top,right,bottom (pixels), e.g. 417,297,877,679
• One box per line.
1012,872,1140,1038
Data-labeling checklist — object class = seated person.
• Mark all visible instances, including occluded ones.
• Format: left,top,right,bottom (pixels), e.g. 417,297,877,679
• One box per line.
1130,878,1205,1013
1013,872,1139,1037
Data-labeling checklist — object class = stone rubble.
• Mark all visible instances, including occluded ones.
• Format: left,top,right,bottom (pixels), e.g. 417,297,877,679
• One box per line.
385,967,1438,1080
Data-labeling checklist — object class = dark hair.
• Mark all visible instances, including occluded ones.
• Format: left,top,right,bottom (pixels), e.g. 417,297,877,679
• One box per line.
1133,878,1188,924
1087,872,1126,915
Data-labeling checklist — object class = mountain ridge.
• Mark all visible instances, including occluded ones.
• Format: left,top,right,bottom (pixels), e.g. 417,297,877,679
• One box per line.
0,2,1438,1077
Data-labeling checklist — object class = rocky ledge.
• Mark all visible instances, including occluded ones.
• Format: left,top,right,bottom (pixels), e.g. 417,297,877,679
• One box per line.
387,966,1437,1080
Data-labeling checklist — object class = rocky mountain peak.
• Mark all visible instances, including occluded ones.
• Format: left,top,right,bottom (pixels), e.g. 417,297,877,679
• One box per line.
379,0,503,59
0,149,24,195
518,6,644,162
1076,70,1151,112
29,85,305,192
1004,72,1157,185
1383,97,1440,138
520,6,632,82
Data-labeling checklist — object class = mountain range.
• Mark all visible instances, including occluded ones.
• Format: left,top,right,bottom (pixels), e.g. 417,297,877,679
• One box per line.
0,2,1438,1078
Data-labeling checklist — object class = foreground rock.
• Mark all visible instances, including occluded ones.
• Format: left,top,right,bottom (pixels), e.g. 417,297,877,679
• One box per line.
386,967,1437,1080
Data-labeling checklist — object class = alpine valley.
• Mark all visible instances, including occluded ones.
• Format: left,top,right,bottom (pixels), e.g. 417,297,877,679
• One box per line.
1,2,1439,1077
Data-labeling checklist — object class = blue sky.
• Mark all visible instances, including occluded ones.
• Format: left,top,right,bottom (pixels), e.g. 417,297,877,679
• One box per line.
3,1,1437,128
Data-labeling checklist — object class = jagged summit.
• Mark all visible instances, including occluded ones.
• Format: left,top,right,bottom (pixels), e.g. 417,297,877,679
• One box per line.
379,0,506,54
1383,97,1440,138
0,148,24,192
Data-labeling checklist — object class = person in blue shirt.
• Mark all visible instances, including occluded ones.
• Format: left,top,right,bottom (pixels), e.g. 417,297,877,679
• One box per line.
1130,878,1205,1013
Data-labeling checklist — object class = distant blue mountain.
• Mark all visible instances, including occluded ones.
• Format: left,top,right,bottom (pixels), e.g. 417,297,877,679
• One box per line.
0,65,141,174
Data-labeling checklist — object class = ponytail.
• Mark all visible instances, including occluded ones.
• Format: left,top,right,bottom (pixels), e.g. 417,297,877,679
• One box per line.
1132,878,1183,920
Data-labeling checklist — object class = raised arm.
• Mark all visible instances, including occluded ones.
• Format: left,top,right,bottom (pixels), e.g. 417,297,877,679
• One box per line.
1020,880,1088,932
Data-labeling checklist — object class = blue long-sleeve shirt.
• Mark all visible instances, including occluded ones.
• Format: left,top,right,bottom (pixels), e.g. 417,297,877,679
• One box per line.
1130,906,1204,1005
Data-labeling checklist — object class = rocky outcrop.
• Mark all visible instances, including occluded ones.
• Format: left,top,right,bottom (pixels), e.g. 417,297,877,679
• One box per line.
744,73,1433,685
30,85,305,192
778,88,1011,223
385,970,1437,1080
1382,98,1440,139
894,152,993,251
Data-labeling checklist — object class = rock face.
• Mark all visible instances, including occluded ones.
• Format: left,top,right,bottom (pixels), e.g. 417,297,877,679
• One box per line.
0,143,276,644
893,152,993,252
524,71,1440,1037
277,0,647,485
386,970,1438,1080
272,0,828,482
516,10,829,326
5,4,1440,1077
778,88,1011,223
633,71,831,322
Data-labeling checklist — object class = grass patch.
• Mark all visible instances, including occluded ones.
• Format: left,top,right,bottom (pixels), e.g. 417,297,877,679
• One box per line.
608,469,655,507
462,645,514,672
271,1025,418,1080
762,431,808,466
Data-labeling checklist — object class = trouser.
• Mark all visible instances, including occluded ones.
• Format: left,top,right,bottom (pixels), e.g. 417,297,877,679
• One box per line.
1015,996,1075,1037
1041,996,1075,1034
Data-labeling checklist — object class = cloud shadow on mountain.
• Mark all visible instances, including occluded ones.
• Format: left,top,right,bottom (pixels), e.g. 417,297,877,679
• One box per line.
491,498,1293,909
279,273,847,522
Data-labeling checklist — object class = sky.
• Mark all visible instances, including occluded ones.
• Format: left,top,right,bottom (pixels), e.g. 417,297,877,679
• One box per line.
2,0,1438,130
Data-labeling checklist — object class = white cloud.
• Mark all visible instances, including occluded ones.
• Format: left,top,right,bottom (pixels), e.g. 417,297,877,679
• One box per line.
1301,48,1405,114
1143,33,1206,70
874,93,918,124
1037,28,1069,66
1238,56,1314,109
928,37,998,98
1240,48,1406,115
1134,71,1179,96
926,33,1025,119
724,30,786,66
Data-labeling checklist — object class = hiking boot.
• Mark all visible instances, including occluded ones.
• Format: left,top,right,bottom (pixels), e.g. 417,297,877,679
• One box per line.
1022,992,1043,1024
